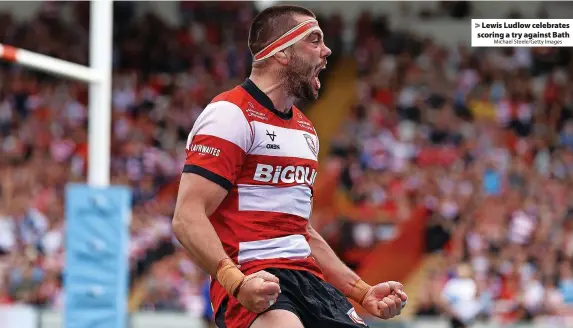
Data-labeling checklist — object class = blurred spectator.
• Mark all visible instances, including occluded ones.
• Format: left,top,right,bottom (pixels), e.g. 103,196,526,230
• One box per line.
441,264,483,328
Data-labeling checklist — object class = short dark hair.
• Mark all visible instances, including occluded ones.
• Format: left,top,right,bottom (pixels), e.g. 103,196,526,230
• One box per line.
248,5,316,57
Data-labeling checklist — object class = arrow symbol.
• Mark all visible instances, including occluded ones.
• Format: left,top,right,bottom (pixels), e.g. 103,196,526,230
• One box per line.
475,23,479,28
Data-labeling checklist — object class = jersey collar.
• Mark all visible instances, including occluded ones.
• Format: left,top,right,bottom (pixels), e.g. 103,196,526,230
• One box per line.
241,79,293,120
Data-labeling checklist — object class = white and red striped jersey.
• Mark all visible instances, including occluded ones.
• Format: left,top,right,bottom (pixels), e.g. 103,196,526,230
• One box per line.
184,79,323,314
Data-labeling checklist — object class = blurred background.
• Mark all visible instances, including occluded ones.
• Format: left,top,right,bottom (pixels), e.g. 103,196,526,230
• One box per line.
1,1,573,328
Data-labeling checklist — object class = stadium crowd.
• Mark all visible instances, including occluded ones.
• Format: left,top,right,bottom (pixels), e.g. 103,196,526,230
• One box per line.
328,10,573,326
1,1,573,327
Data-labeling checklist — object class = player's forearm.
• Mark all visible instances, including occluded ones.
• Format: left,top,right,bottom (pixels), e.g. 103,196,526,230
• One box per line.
172,208,229,277
307,225,365,296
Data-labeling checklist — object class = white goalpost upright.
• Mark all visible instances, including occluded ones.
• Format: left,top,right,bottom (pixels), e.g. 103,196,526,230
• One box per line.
0,0,113,186
1,2,132,328
88,0,113,187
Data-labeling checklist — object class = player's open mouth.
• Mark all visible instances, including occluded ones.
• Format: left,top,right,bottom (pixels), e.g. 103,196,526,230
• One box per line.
313,66,326,90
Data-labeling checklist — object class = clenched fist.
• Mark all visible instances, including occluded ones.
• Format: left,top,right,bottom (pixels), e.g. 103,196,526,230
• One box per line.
361,281,408,320
236,270,282,313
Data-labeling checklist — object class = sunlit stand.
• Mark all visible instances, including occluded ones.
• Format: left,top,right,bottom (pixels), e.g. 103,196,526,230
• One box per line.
0,1,130,328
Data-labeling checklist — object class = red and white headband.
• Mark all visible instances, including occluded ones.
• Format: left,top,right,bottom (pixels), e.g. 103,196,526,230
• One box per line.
254,19,323,62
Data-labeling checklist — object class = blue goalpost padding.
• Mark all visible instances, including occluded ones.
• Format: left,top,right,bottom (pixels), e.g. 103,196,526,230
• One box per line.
64,184,131,328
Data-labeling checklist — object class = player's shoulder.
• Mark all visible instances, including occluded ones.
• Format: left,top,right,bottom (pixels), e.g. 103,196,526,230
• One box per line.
206,86,251,117
191,86,254,136
188,86,254,149
291,106,317,136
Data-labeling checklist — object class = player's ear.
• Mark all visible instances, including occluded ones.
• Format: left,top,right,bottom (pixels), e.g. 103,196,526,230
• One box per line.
274,51,289,65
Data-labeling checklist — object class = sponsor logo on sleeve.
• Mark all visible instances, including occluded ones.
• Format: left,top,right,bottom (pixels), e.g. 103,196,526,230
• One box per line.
190,144,221,157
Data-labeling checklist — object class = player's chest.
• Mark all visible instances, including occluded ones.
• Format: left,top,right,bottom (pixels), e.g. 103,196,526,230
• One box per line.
248,120,318,163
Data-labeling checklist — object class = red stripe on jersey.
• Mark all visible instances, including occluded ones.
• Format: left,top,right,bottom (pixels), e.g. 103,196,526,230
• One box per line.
242,108,317,135
214,194,310,244
185,134,246,184
289,110,319,134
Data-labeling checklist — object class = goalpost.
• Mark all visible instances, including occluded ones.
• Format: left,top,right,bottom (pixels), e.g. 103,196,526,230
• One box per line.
0,2,131,328
0,1,111,186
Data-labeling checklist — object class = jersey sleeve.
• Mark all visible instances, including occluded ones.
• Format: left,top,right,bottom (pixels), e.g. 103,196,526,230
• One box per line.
183,100,253,190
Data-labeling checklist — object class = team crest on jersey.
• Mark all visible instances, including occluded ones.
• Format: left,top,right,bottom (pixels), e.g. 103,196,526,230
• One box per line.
304,134,317,157
347,308,367,326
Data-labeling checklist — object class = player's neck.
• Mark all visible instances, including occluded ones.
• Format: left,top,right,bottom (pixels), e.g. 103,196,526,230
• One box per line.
248,74,295,114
